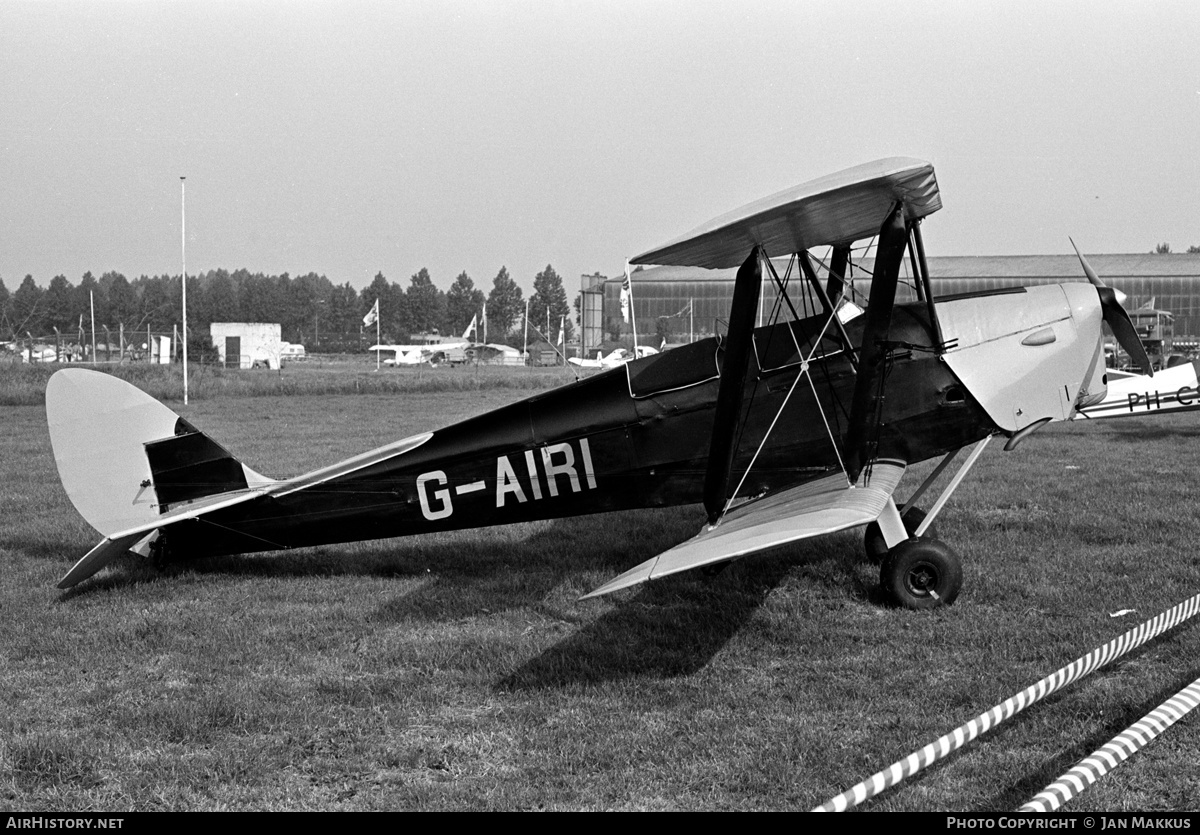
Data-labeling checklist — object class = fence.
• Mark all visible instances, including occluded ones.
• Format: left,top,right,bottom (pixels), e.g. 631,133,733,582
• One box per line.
4,325,181,365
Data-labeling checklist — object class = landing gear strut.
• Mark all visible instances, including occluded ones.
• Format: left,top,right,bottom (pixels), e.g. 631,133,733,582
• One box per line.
863,506,937,564
866,437,991,609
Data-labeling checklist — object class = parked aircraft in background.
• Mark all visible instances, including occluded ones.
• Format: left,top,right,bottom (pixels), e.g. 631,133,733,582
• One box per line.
46,157,1153,611
369,343,469,367
568,345,660,369
1075,362,1200,420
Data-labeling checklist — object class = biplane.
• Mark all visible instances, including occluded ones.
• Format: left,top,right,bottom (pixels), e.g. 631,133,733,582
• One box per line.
47,157,1152,608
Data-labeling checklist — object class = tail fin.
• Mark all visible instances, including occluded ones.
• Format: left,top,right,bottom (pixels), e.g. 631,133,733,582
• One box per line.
46,369,266,537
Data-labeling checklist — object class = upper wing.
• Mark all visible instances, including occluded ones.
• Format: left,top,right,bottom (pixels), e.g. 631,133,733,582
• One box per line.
631,157,940,269
582,461,906,599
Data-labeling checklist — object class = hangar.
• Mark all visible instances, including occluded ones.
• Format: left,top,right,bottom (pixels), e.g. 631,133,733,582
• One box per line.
583,253,1200,352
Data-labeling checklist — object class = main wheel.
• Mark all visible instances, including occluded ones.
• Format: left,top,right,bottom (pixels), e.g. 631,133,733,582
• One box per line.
863,507,938,564
148,532,175,571
880,538,962,609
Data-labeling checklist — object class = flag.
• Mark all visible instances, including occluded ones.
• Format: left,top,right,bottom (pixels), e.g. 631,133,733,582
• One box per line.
362,299,379,327
557,315,565,347
660,336,667,351
620,265,632,323
461,313,477,340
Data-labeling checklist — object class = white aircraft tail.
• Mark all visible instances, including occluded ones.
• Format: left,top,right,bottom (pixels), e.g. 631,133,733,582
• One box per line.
46,369,267,538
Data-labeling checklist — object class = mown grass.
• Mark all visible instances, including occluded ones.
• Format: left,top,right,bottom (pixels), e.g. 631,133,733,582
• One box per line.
2,388,1199,811
0,358,585,406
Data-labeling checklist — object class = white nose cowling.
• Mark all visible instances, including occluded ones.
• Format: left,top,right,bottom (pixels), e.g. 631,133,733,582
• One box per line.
934,283,1107,435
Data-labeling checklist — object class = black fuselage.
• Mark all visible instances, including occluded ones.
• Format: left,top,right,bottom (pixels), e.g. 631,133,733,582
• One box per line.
169,303,997,559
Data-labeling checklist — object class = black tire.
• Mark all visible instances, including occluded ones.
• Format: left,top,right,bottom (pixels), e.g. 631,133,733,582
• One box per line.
863,507,938,564
880,538,962,609
148,533,173,571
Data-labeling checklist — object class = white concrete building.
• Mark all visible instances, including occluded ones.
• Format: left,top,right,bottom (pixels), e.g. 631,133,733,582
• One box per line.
210,322,283,369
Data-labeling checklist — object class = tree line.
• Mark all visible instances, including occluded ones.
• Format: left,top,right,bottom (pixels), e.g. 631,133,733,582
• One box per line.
0,264,575,352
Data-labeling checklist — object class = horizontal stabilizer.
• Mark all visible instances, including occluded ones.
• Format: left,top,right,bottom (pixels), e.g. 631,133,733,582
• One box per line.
57,531,151,589
582,461,905,599
56,486,276,589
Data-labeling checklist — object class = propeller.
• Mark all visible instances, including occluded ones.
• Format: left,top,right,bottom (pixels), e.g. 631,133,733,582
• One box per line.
1069,238,1153,376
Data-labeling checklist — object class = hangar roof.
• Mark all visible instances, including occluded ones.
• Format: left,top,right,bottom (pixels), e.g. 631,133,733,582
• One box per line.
924,254,1200,279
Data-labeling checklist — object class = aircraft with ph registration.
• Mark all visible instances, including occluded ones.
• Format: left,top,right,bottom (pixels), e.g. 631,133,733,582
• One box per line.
46,157,1153,608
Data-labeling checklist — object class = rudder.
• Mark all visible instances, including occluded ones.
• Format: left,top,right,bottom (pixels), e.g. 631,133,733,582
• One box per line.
46,369,265,537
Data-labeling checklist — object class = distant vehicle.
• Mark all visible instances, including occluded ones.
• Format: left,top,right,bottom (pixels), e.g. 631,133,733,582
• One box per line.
280,342,306,363
1117,304,1190,372
19,344,59,363
469,343,525,366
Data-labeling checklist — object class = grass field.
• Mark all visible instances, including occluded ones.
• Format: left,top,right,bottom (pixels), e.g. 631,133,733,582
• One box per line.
0,358,585,406
2,382,1200,811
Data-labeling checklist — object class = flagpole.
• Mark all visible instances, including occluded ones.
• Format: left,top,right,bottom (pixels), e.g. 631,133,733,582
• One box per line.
364,298,381,370
180,176,188,406
90,290,96,364
523,299,529,368
628,268,638,356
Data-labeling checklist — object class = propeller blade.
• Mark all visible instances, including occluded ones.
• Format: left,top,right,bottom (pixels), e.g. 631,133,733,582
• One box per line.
1069,237,1149,375
1070,237,1127,306
1099,286,1153,376
1069,237,1103,287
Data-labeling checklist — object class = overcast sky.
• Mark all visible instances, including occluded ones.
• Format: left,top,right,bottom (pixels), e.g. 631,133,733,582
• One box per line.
2,1,1198,296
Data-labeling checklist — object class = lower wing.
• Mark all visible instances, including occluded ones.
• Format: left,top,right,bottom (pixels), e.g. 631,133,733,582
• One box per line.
582,460,905,599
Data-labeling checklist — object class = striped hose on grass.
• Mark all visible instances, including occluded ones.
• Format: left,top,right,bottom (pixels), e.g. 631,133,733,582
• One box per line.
814,593,1200,812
